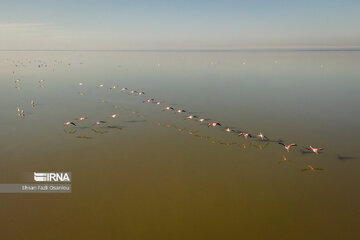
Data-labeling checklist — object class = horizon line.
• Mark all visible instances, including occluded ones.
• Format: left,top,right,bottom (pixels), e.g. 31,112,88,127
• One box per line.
1,47,360,52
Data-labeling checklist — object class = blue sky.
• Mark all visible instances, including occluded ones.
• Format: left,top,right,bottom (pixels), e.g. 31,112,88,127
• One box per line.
0,0,359,50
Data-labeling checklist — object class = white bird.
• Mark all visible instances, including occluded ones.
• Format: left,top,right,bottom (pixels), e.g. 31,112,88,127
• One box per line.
17,106,25,118
109,85,118,90
76,117,88,121
185,115,197,119
143,98,154,103
110,114,119,118
224,128,234,133
197,118,207,123
93,121,106,125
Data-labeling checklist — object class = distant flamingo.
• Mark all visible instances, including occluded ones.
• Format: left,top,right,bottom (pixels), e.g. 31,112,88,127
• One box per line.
185,115,197,119
76,117,88,121
143,98,154,103
110,114,119,118
224,128,234,133
208,122,221,127
64,122,76,126
163,106,174,111
93,121,106,125
239,132,252,140
197,118,207,123
176,109,186,113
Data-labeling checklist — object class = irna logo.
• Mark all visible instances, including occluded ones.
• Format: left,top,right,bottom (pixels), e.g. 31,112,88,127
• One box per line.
34,172,71,182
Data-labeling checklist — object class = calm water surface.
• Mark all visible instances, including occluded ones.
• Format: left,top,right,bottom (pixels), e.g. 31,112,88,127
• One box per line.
0,51,359,239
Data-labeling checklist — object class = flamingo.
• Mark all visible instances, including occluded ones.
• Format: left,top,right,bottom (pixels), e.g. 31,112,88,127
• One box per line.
110,114,119,118
224,128,234,133
197,118,207,123
256,132,266,140
279,143,297,152
109,85,118,90
64,122,76,126
76,117,88,121
143,98,154,103
175,109,186,113
239,132,252,140
163,106,174,111
185,115,197,120
93,121,106,125
208,122,221,127
306,146,324,155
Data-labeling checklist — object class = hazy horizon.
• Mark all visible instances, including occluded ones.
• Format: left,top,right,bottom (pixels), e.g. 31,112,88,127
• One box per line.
1,0,359,50
1,48,360,52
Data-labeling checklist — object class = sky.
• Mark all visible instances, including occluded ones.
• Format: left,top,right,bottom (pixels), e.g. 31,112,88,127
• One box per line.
0,0,359,50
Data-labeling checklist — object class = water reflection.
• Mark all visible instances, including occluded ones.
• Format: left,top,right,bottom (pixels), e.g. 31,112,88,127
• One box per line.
1,51,359,239
76,136,93,139
301,165,324,172
91,129,109,134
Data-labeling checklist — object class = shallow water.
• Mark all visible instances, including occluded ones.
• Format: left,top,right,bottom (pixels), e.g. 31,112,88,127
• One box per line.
0,50,359,239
